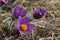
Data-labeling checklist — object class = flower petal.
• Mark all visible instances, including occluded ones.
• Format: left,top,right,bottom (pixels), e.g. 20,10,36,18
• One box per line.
15,16,22,29
19,7,27,17
21,17,30,24
13,5,27,18
39,8,46,14
13,5,20,18
18,16,22,23
33,8,46,19
15,24,20,29
19,30,26,35
28,24,35,30
33,12,42,19
24,30,32,34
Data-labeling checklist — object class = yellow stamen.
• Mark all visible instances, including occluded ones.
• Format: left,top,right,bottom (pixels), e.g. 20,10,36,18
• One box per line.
20,24,28,31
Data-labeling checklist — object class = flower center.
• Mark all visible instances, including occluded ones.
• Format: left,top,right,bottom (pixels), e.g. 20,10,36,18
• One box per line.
20,24,28,31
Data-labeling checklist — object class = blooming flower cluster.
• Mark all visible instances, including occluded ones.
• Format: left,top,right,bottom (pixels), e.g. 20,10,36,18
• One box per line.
13,5,46,35
1,0,46,35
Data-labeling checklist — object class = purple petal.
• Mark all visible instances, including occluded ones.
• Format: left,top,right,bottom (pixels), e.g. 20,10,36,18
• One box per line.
15,24,20,29
18,16,22,23
28,24,35,30
0,0,1,2
13,5,21,18
39,8,46,14
13,5,27,18
15,16,22,29
33,8,46,19
24,30,32,34
21,17,30,24
33,12,42,19
19,30,26,35
18,7,27,17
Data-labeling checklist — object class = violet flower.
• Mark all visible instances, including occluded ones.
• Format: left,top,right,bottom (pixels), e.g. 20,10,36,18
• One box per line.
16,16,35,35
33,8,46,19
13,5,27,18
1,0,8,4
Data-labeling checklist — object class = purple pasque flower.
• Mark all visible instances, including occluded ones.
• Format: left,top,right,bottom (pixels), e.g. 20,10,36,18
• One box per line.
1,0,8,4
13,5,27,18
33,8,46,19
16,16,35,35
